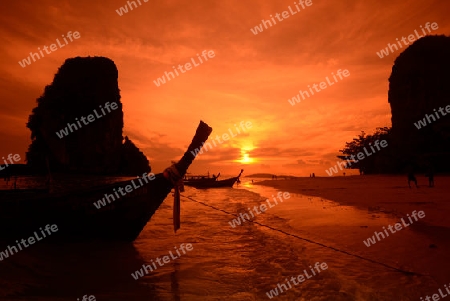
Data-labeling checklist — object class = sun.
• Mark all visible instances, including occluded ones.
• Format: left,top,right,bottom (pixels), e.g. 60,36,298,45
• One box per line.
234,143,256,164
238,152,255,164
242,153,251,163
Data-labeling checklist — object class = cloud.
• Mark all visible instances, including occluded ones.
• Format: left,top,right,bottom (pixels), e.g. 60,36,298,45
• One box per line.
0,0,448,176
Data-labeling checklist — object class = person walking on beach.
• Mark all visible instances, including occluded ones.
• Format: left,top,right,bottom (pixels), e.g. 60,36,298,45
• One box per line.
4,168,11,182
407,171,418,188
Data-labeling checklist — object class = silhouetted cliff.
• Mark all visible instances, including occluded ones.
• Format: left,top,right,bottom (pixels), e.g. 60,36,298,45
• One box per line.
338,35,450,174
120,137,151,175
26,56,150,175
388,35,450,171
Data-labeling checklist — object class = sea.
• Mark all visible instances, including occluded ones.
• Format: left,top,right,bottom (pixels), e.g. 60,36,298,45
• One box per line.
0,177,440,301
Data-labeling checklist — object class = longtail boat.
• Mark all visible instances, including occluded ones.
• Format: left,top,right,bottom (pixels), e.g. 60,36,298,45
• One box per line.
184,169,243,189
183,172,220,186
0,121,212,242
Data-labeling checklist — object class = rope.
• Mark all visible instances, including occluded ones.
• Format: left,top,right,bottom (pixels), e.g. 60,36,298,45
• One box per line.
163,164,184,232
180,194,429,277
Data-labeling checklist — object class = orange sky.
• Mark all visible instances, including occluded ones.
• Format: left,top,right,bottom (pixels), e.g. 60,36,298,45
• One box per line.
0,0,449,176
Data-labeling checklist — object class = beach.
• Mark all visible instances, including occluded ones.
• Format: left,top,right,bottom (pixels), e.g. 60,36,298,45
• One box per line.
256,175,450,285
255,175,450,227
2,0,450,299
0,177,447,300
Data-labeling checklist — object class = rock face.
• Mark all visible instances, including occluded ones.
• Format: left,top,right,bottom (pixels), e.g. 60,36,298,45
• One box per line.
388,35,450,171
120,137,151,175
26,56,150,175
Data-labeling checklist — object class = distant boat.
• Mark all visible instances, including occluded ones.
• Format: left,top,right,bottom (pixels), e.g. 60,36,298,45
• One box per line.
183,172,220,186
184,169,243,189
0,121,212,242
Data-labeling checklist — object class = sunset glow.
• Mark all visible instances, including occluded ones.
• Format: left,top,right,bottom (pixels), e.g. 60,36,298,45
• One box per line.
0,0,449,176
238,153,254,164
1,2,450,299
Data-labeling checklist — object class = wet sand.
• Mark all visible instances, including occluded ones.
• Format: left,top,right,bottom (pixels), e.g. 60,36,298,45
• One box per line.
1,176,448,300
256,175,450,284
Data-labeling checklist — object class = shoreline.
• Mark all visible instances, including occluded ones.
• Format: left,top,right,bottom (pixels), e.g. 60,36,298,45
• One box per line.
255,175,450,283
255,175,450,228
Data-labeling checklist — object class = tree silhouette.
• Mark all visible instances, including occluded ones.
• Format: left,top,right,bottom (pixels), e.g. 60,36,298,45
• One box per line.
337,127,391,174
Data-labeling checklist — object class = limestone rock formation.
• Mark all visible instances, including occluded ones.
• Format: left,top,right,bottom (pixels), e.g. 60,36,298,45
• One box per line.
120,137,151,175
388,35,450,171
26,56,150,175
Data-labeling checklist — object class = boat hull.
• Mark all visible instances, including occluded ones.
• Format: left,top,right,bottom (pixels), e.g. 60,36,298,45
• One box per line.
0,174,172,242
183,178,216,186
185,176,239,189
0,120,213,243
